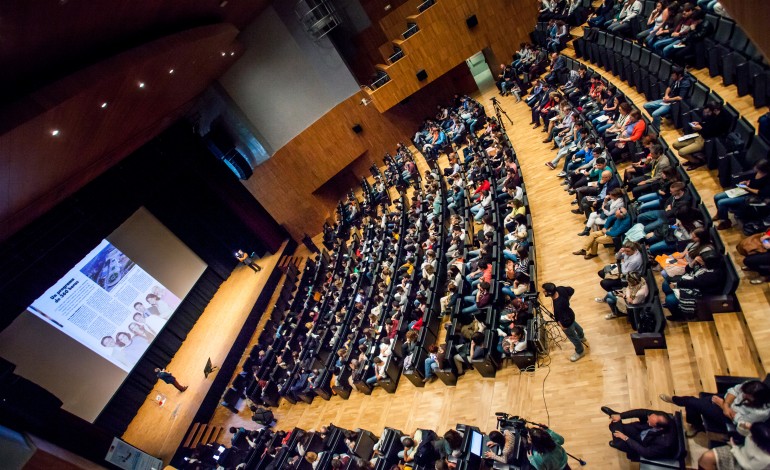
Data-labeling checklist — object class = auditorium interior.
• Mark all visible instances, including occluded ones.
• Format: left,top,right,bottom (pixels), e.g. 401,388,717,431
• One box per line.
1,0,770,469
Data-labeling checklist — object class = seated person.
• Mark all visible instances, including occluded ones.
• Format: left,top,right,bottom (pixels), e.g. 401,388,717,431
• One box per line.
675,101,732,170
498,325,528,357
713,159,770,230
663,251,724,321
573,206,631,259
659,380,770,437
601,271,649,320
741,228,770,285
461,281,492,316
636,182,691,233
698,421,770,470
602,406,677,462
596,241,644,293
452,331,486,373
605,110,646,162
484,428,518,464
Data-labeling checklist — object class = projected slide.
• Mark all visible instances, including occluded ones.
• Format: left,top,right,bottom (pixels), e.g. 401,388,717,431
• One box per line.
28,240,180,372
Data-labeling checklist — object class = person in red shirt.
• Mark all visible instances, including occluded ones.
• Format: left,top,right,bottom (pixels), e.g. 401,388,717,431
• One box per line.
607,110,646,162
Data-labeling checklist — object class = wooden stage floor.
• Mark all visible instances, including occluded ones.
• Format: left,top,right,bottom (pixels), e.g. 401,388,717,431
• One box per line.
120,241,288,463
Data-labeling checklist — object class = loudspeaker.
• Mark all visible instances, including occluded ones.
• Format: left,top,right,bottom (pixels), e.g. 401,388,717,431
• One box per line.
466,14,478,28
416,69,428,81
352,124,363,134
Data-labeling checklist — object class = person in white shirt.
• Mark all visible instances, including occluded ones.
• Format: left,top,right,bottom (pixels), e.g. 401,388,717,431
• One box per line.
699,421,770,470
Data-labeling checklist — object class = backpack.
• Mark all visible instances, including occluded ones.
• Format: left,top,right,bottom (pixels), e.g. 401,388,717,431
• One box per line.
413,430,439,466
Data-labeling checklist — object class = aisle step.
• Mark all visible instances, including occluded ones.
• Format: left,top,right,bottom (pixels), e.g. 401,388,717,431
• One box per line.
645,349,676,413
626,354,648,410
664,323,702,398
712,313,760,378
688,322,728,393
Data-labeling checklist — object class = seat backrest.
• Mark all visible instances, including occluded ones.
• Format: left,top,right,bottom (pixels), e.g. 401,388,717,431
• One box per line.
630,42,641,62
721,254,739,296
622,39,632,57
746,136,770,167
690,82,710,109
597,31,607,46
709,226,726,255
722,103,740,132
707,90,724,105
648,54,661,74
606,34,616,50
614,38,624,53
658,59,672,80
734,118,756,150
714,17,734,45
639,48,651,68
729,26,749,51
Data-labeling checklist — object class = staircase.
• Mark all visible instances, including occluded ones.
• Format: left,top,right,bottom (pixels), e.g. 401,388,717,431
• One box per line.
182,422,225,448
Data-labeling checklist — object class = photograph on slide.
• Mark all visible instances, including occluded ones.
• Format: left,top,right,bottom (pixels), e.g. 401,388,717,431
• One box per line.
28,239,181,372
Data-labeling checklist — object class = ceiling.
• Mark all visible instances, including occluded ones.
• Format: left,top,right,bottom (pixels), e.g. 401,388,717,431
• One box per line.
0,0,274,243
0,0,271,105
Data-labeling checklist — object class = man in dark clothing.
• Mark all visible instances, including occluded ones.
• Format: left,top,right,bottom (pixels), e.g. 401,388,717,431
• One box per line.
601,407,678,462
542,283,587,362
154,367,188,392
545,53,567,85
643,67,692,129
636,182,692,233
670,9,713,66
674,101,733,170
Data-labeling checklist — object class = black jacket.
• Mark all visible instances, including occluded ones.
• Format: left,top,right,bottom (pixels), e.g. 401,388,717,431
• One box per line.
619,409,678,460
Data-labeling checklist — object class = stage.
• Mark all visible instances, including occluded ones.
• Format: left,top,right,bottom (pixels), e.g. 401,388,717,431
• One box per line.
120,240,290,463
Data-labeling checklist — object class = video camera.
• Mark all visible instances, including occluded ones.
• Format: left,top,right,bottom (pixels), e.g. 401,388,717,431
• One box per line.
495,412,527,434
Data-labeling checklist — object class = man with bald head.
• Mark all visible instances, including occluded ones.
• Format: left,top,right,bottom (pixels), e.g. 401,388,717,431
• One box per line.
575,169,621,216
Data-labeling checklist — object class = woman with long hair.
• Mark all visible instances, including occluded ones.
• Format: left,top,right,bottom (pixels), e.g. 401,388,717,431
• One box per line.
527,426,568,469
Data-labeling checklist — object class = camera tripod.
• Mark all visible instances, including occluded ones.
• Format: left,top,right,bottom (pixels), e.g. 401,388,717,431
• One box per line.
522,292,566,353
490,96,513,133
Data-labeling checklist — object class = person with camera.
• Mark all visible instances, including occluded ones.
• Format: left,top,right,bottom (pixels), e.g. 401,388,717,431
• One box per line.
527,425,568,470
542,283,587,362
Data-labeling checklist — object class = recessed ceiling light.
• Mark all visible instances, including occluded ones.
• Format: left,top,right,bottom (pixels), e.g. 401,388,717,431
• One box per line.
101,102,108,108
221,52,226,57
138,82,145,88
168,69,174,74
220,1,228,7
230,52,235,56
51,129,60,136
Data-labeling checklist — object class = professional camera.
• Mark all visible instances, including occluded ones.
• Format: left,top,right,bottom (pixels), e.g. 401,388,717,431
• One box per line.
495,412,527,434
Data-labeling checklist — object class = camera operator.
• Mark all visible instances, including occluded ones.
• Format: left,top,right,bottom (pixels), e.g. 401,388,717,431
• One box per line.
542,282,588,362
527,425,568,470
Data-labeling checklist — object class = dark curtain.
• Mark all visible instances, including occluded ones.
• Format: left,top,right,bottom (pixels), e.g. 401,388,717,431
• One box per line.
0,121,287,454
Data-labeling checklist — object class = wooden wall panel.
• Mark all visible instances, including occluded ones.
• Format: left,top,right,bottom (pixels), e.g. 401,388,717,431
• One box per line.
380,0,425,42
719,0,770,63
365,0,539,111
243,63,477,240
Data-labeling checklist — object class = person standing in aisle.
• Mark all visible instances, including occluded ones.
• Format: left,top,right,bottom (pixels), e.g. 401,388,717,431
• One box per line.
542,282,588,362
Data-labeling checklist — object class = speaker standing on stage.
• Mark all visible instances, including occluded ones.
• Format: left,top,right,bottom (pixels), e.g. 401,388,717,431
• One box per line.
154,368,188,392
542,282,588,362
235,249,262,273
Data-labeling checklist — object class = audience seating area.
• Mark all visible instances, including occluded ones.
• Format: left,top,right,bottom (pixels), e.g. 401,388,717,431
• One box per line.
178,3,770,469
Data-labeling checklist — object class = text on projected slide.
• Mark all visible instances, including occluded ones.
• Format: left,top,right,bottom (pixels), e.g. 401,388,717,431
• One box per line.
28,240,181,372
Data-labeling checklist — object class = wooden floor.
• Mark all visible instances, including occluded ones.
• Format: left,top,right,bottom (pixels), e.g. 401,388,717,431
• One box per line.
120,242,288,463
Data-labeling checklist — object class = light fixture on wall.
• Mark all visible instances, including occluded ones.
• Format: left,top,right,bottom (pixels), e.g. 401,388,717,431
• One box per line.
360,98,372,106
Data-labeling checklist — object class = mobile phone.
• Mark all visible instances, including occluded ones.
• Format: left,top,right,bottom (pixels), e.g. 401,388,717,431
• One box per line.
737,183,748,189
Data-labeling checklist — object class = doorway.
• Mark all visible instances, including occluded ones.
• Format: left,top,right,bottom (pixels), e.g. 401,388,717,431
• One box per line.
465,50,495,92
